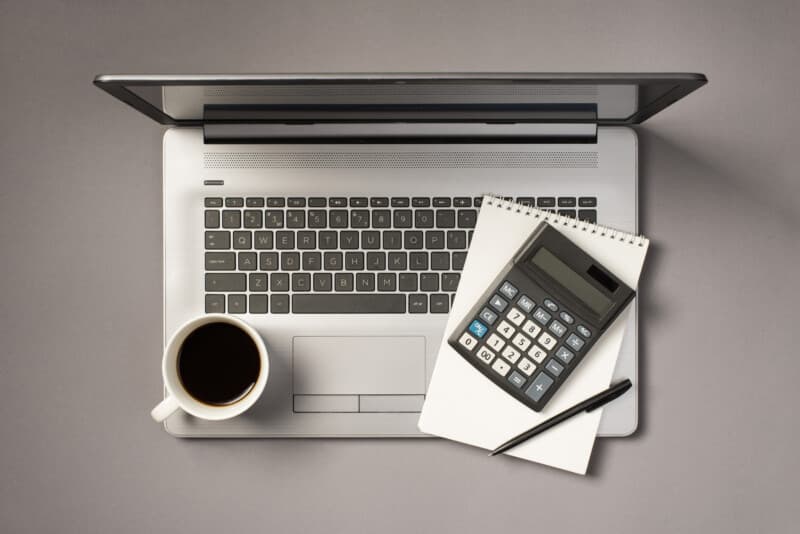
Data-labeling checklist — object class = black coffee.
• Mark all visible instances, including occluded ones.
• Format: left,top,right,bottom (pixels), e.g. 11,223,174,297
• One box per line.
177,322,261,406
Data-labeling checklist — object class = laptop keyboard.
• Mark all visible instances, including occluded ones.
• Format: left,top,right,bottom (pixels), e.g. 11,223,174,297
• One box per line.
204,196,598,314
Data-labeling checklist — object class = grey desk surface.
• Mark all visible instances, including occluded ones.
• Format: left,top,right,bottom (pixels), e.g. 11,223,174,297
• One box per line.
2,1,799,532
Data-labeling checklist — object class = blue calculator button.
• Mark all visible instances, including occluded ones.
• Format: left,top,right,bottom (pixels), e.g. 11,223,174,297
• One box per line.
468,320,489,338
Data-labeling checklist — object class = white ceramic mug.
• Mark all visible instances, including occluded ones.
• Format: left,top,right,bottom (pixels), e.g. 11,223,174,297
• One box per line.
151,314,269,422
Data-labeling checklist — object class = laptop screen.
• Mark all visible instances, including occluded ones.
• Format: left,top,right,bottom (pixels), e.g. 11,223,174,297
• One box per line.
94,73,706,126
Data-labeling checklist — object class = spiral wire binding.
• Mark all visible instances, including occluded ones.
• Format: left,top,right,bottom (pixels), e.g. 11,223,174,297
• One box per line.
484,194,649,248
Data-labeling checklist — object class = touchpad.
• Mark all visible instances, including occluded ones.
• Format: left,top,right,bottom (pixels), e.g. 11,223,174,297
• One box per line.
292,336,426,395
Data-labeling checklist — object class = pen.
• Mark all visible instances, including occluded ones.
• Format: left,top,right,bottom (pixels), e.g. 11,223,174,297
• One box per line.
489,378,633,457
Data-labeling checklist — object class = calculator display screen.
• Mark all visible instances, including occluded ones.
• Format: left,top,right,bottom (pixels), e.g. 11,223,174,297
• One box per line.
530,248,612,315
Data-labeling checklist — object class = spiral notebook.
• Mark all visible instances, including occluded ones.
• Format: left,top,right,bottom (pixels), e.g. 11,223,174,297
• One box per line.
418,195,649,474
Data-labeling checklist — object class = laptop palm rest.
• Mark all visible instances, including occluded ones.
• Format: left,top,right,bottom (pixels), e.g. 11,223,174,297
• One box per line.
292,336,426,413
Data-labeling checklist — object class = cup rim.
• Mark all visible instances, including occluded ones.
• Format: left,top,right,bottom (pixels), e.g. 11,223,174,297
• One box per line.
162,314,269,421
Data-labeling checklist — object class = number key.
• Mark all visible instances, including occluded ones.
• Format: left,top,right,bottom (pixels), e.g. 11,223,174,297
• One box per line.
496,320,515,339
538,331,557,350
476,346,495,364
506,307,525,326
458,332,478,352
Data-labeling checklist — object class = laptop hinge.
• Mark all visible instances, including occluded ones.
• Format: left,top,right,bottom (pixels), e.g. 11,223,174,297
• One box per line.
203,122,597,144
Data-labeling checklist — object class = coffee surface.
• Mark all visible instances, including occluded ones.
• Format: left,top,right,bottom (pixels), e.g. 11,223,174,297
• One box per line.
178,322,260,406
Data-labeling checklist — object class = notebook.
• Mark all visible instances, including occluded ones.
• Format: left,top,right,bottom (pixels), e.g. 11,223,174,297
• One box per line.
418,195,649,474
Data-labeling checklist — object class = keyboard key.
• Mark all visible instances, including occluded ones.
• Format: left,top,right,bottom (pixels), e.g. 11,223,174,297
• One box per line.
545,359,564,376
506,307,526,326
409,252,428,270
222,210,241,228
473,197,483,207
329,197,347,207
249,273,267,292
430,294,449,313
518,357,536,376
457,210,477,228
404,231,423,249
489,294,508,312
388,252,407,270
227,294,246,313
525,372,554,402
533,307,552,325
318,231,337,249
496,320,515,339
308,197,327,207
548,320,567,337
225,197,244,207
521,320,542,338
559,311,574,324
329,210,348,228
377,273,396,291
578,197,597,207
501,346,521,364
577,325,592,338
205,210,220,228
370,197,389,207
516,197,535,206
205,273,245,291
430,252,449,270
491,358,511,377
205,294,225,313
205,252,235,270
266,197,285,207
391,197,410,207
238,252,257,270
292,294,406,313
259,252,278,270
270,273,289,291
412,197,430,207
244,210,262,228
517,295,535,313
479,307,498,325
350,210,370,228
349,197,368,207
555,346,574,364
441,273,460,292
271,294,289,313
499,281,519,300
205,231,230,249
508,370,527,388
476,346,495,365
409,294,428,313
275,231,294,249
511,333,532,351
233,231,252,249
281,252,300,270
486,333,505,352
287,197,306,207
340,231,359,250
425,230,445,249
537,197,555,208
362,231,380,249
254,231,273,249
543,298,558,312
366,251,386,270
538,332,557,350
419,273,437,291
383,231,402,250
306,257,329,275
297,231,316,249
558,210,577,218
286,210,305,228
345,252,365,270
313,273,332,291
566,333,586,351
264,210,284,228
356,273,375,292
578,209,597,223
446,230,467,249
453,197,471,207
393,210,412,228
292,273,311,291
204,197,223,207
335,273,354,291
528,345,547,363
436,210,455,228
468,320,489,338
432,197,451,207
324,252,343,270
415,210,434,228
249,294,268,313
458,332,478,351
399,273,418,291
372,210,391,228
558,197,576,207
452,252,467,270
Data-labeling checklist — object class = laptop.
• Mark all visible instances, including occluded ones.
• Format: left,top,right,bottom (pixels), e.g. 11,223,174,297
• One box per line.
95,73,706,437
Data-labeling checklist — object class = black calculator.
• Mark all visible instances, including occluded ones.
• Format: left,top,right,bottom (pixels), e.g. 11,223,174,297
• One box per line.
448,222,635,412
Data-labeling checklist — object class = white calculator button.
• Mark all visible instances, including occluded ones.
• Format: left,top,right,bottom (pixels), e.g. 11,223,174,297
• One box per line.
458,332,478,351
522,320,542,338
491,358,511,377
538,332,557,350
476,346,495,364
506,307,525,326
511,333,532,351
496,320,516,339
528,344,548,364
486,333,506,352
518,357,536,376
501,346,521,364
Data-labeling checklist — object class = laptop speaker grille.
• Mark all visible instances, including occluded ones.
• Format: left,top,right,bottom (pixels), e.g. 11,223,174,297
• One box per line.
203,151,598,169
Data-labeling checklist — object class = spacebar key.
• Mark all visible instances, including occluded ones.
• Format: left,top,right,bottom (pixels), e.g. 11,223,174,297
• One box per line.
293,294,406,313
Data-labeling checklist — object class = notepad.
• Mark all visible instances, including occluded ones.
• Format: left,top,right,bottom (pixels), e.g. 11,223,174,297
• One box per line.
418,195,649,474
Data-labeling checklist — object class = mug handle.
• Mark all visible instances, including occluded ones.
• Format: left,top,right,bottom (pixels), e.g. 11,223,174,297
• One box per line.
151,395,180,422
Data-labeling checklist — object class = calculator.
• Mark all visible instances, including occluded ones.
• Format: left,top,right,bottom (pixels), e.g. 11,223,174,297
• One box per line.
448,222,635,412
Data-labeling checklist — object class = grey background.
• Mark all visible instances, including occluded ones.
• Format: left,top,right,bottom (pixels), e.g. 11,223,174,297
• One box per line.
1,0,798,532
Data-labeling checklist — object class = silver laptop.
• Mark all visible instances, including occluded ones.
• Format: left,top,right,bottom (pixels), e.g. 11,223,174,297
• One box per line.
95,73,706,437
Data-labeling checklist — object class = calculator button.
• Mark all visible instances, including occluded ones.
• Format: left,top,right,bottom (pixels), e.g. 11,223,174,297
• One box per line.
496,320,516,339
511,333,532,352
548,320,567,338
458,332,478,352
525,372,554,402
576,325,592,338
506,307,526,326
517,358,536,376
476,346,495,364
538,332,557,350
499,281,519,300
491,358,511,377
555,346,575,364
566,333,585,351
559,311,575,324
517,295,535,313
468,320,489,338
489,294,508,313
486,333,506,352
507,371,527,388
533,307,552,326
521,320,542,338
543,299,559,312
545,359,564,376
479,307,498,325
528,345,548,364
501,346,521,364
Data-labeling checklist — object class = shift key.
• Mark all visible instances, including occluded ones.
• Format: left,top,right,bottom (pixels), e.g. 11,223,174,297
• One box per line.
205,273,246,291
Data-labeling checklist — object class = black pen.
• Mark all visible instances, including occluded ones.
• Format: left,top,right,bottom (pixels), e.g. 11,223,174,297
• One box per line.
489,378,633,457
